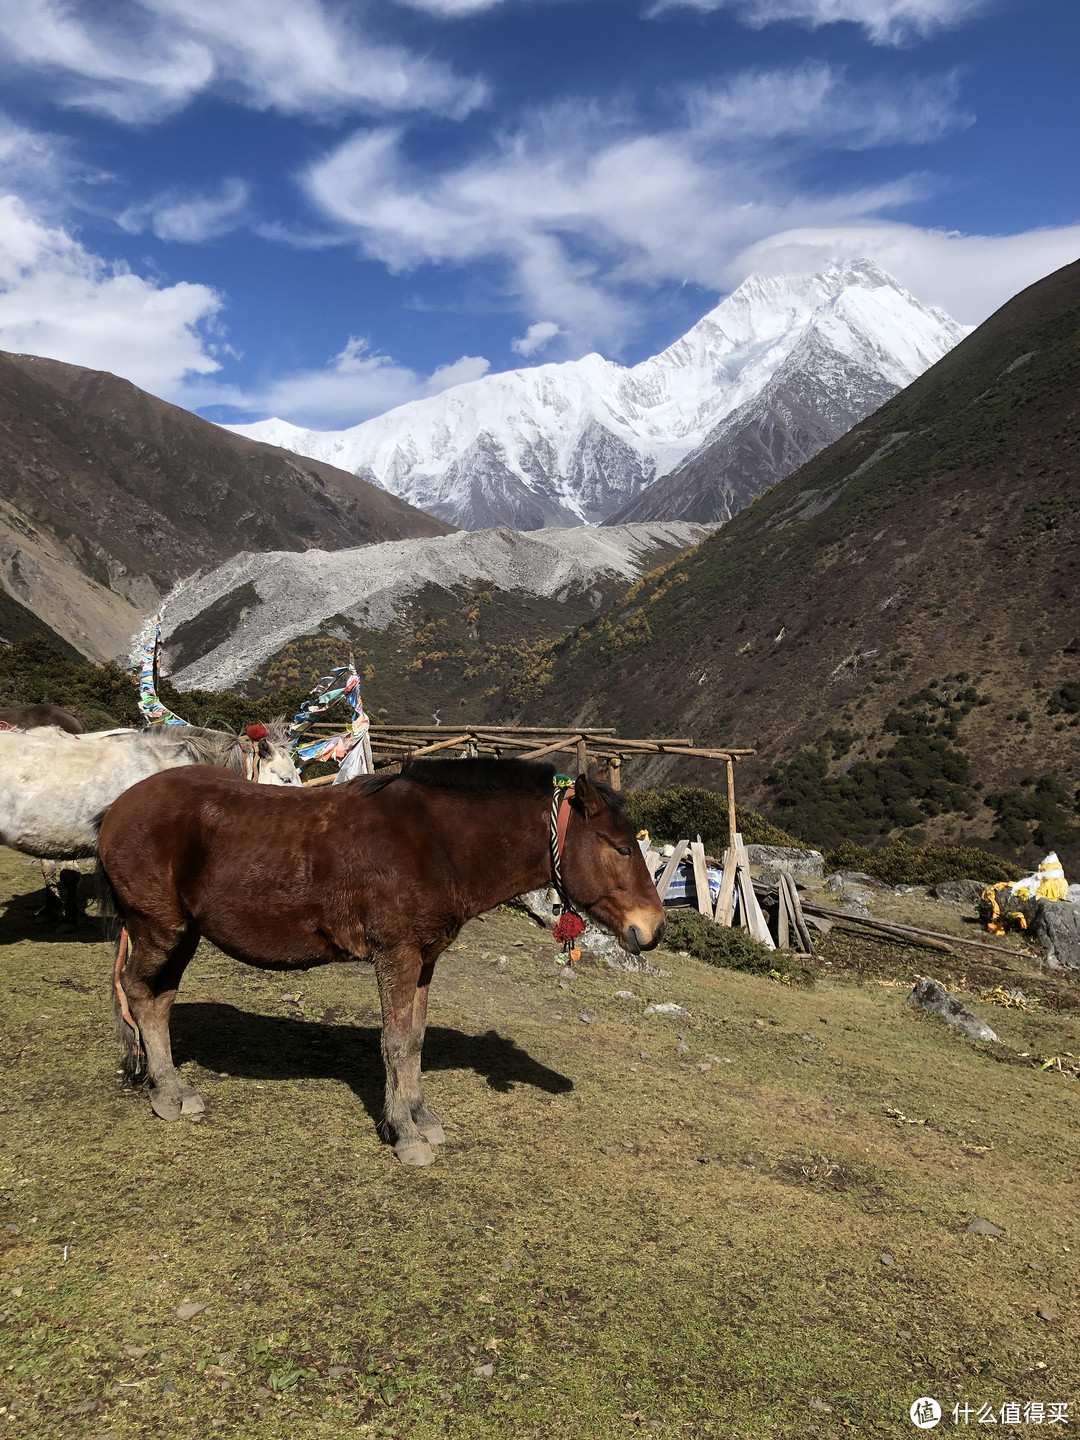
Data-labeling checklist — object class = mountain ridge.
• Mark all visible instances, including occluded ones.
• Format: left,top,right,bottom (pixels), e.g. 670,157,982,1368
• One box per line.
0,351,452,661
229,260,965,532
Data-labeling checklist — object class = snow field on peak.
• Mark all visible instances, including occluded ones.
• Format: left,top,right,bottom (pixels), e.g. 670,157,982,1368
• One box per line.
226,261,965,530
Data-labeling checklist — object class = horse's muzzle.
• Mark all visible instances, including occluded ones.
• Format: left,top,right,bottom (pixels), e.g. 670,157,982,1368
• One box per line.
622,918,665,954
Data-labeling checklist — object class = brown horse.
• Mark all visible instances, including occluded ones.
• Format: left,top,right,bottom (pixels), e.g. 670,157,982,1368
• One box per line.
0,703,83,734
97,758,666,1165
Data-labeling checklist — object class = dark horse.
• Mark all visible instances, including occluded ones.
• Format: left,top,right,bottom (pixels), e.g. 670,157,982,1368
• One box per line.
0,703,83,734
97,758,666,1165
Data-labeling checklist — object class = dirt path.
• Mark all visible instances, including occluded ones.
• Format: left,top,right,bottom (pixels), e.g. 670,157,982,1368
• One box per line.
0,847,1077,1438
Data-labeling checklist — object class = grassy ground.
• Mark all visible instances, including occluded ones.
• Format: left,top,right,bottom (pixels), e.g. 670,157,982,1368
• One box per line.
1,847,1078,1439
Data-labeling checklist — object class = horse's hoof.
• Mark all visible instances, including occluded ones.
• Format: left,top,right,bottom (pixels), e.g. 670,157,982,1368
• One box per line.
181,1093,205,1116
150,1089,182,1122
394,1139,437,1167
418,1119,446,1145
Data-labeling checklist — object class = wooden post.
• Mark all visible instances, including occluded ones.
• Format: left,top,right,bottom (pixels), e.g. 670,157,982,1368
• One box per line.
575,735,589,776
608,755,622,791
726,757,737,855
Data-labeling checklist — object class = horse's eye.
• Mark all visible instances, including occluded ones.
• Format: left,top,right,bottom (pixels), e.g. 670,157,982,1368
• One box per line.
614,845,632,856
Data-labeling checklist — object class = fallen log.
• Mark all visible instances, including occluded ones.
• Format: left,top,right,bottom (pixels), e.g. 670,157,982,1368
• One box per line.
799,900,1033,960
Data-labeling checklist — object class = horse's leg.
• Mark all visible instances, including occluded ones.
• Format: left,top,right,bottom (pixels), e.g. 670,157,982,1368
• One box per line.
410,962,445,1146
119,927,201,1122
38,860,61,923
57,866,81,931
374,946,435,1167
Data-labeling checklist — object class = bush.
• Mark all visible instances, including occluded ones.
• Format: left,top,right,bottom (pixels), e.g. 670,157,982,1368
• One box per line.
823,839,1022,887
624,785,806,853
661,909,812,983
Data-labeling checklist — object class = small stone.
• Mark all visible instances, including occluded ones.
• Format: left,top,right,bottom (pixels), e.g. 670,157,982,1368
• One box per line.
253,1386,273,1398
496,957,508,973
1028,1261,1044,1271
439,1389,453,1400
676,1040,690,1054
614,991,635,1000
328,1365,350,1379
1036,1306,1055,1322
810,1398,833,1413
600,1145,618,1156
897,1329,912,1340
638,1051,652,1061
123,1345,149,1359
513,941,525,947
10,1286,23,1297
161,1380,176,1395
474,1363,494,1378
697,1063,712,1072
644,1003,687,1016
966,1216,1005,1237
72,1400,100,1415
175,1301,208,1320
879,1253,895,1267
501,1257,517,1271
578,1011,593,1024
3,1225,18,1235
907,978,998,1043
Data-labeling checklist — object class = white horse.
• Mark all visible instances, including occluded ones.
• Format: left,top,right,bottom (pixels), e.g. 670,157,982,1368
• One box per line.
0,722,300,863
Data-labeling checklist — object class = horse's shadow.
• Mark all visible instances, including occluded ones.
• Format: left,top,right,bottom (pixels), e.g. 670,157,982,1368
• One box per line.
171,1002,573,1131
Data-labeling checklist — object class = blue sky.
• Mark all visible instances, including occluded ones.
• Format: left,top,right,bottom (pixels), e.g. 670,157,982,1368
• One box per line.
0,0,1076,429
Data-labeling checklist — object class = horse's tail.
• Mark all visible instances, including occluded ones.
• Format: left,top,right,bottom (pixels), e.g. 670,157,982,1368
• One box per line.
95,856,146,1085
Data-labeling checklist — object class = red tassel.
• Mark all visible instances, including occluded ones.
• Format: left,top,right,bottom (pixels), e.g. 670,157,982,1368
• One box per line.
553,911,585,962
245,722,269,741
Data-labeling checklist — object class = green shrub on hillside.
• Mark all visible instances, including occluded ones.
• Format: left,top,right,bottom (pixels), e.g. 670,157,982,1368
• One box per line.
661,909,812,983
623,786,806,853
984,773,1080,851
0,637,311,733
824,839,1022,887
766,696,977,847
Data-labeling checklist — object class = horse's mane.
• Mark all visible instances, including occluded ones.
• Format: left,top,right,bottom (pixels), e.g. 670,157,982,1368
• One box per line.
147,720,287,773
356,756,624,810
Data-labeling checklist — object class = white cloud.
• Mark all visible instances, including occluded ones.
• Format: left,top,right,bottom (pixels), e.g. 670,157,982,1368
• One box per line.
0,193,223,393
0,0,484,124
511,320,562,356
301,67,969,348
726,223,1080,326
402,0,991,45
648,0,991,45
118,178,250,242
183,335,490,427
687,62,971,147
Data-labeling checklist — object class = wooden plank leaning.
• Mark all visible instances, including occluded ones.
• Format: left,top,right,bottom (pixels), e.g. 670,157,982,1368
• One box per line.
689,840,712,917
776,878,790,949
736,836,775,949
654,841,689,901
713,846,737,927
782,872,815,956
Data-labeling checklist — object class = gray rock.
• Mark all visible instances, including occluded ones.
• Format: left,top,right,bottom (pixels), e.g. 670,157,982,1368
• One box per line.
474,1363,494,1378
1028,899,1080,970
644,1002,687,1017
907,978,999,1043
825,870,889,891
966,1216,1005,1237
746,845,824,885
930,880,987,904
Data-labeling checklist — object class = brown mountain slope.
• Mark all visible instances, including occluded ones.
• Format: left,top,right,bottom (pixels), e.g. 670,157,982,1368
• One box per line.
0,352,452,660
521,259,1080,859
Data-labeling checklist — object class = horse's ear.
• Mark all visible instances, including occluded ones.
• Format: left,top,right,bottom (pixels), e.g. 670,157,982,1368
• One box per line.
574,773,606,819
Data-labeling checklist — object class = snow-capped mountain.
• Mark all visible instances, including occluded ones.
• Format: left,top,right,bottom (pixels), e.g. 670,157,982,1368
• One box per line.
229,261,966,532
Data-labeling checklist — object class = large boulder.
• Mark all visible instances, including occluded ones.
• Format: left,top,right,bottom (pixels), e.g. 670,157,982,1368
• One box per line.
748,845,824,885
1028,899,1080,970
930,880,987,905
907,978,999,1043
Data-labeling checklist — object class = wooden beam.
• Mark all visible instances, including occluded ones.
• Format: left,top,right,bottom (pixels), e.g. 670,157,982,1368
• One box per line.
407,733,472,757
654,841,689,900
520,737,579,760
713,846,737,927
689,840,712,917
726,757,737,856
608,755,621,791
576,736,588,775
